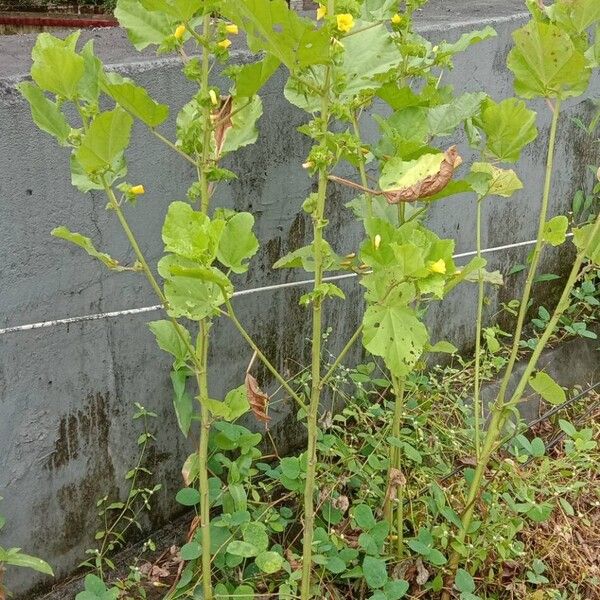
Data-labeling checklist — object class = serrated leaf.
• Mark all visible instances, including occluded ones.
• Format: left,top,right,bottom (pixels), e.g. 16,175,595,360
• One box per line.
234,54,281,97
114,0,173,50
470,162,523,198
474,97,538,162
52,226,125,271
148,320,191,366
549,0,600,35
216,211,259,273
18,82,71,145
101,72,169,127
529,371,566,405
542,215,569,246
507,20,590,99
141,0,202,22
222,0,330,69
573,222,600,264
437,26,497,57
427,92,487,137
31,44,85,99
362,304,428,378
74,108,133,175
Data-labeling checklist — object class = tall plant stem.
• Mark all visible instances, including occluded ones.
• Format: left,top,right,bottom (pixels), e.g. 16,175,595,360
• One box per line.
199,13,212,215
473,197,484,459
351,110,372,216
385,375,405,559
301,36,332,600
442,100,562,600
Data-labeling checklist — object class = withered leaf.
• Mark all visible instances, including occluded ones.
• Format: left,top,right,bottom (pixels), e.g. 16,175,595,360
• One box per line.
213,95,233,159
245,373,271,424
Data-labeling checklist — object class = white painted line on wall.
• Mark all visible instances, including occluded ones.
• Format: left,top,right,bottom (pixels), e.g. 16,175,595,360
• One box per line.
0,234,573,336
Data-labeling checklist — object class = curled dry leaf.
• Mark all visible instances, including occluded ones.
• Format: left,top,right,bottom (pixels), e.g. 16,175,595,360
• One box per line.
212,95,233,158
328,145,462,204
245,373,271,424
384,146,462,204
415,557,430,586
332,494,350,514
384,467,406,503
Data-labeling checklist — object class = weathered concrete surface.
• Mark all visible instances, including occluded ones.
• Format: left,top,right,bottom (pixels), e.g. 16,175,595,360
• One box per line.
0,3,599,596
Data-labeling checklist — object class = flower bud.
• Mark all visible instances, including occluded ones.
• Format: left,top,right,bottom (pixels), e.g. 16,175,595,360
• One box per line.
174,24,186,40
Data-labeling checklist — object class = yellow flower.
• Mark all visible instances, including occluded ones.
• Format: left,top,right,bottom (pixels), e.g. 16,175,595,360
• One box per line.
374,234,382,250
429,259,446,274
316,5,327,20
209,89,219,106
225,23,238,35
336,13,355,33
174,24,186,40
130,185,145,196
218,38,232,49
391,13,402,25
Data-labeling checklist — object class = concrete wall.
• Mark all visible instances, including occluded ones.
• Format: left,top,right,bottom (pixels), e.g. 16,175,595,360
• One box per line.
0,3,599,595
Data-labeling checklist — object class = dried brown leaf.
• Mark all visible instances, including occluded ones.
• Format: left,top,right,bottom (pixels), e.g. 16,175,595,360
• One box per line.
213,95,233,159
245,373,271,424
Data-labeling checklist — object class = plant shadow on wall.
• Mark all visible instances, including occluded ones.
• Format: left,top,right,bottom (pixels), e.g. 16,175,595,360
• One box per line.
12,0,600,598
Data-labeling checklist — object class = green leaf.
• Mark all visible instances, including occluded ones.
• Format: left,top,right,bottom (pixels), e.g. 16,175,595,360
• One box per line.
529,371,566,405
470,162,523,198
170,368,193,436
222,0,330,69
455,569,475,594
180,541,201,560
585,26,600,67
542,215,569,246
31,44,85,100
573,222,600,264
176,487,200,506
507,20,590,99
216,211,259,273
114,0,173,50
226,540,259,558
75,574,119,600
52,227,126,271
280,457,301,479
353,504,377,531
362,305,428,378
74,108,133,175
148,320,191,367
428,341,458,354
243,522,269,552
255,550,284,574
325,555,347,574
101,72,169,128
162,201,224,264
78,40,103,104
202,386,250,421
363,556,388,589
18,82,71,145
427,92,487,137
221,96,263,155
0,550,53,576
380,152,446,192
273,240,341,272
474,97,538,162
549,0,600,35
141,0,202,22
437,26,497,57
384,580,409,599
234,54,281,97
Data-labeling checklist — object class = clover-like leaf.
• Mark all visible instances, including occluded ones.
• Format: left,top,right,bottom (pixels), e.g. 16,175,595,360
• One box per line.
529,371,566,405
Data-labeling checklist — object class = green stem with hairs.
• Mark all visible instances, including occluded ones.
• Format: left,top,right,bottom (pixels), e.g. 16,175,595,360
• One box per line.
301,23,333,597
473,196,484,459
442,100,562,599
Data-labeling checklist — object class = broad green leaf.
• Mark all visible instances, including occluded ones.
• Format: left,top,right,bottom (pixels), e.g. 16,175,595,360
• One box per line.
384,580,409,599
221,0,330,69
427,92,487,137
75,574,119,600
273,240,341,272
101,72,169,127
341,23,403,98
141,0,202,22
437,26,497,57
474,97,538,162
379,152,446,192
74,108,133,175
470,162,523,198
455,569,475,594
243,522,269,551
18,82,71,145
585,26,600,67
176,487,201,506
445,256,487,293
255,550,284,574
234,54,281,97
529,371,566,405
507,20,590,99
79,40,103,104
353,504,377,531
115,0,174,50
362,305,428,378
428,341,458,354
573,222,600,264
362,555,388,589
542,215,569,246
0,550,53,576
148,320,191,367
549,0,600,35
202,386,250,421
31,30,80,62
226,540,259,558
31,44,85,100
52,226,127,271
221,95,263,154
162,201,224,264
170,368,193,435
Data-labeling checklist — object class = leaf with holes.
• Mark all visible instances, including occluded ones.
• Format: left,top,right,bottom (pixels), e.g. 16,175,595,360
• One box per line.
362,305,428,378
